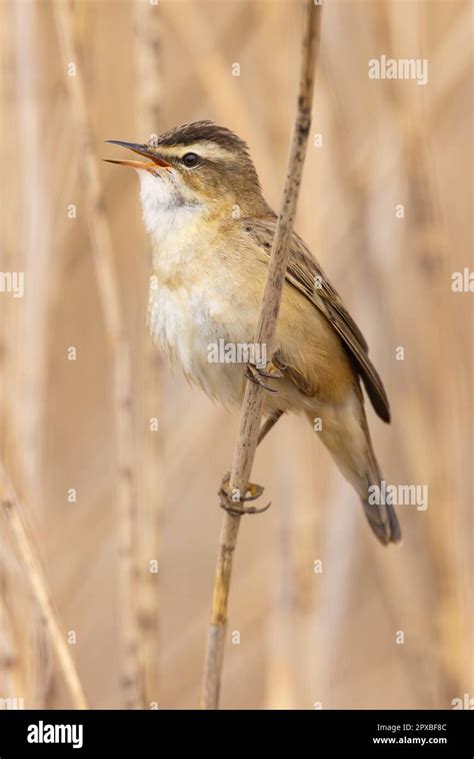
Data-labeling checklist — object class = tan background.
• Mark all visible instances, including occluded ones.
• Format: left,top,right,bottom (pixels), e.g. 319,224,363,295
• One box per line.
0,0,472,709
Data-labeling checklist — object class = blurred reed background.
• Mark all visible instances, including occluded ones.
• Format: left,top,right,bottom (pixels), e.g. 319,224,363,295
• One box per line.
0,0,472,709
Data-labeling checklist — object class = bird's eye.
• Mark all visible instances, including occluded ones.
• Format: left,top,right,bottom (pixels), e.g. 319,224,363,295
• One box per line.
181,152,200,168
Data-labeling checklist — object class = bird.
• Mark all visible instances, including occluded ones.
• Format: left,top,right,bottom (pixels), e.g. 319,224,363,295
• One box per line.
105,120,401,545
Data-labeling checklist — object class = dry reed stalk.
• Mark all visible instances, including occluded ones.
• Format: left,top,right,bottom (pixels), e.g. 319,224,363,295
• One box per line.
0,0,55,707
200,0,322,710
53,0,140,708
134,0,163,706
161,2,275,189
0,0,15,699
263,439,298,709
262,420,320,708
373,0,466,702
0,463,88,709
397,63,466,710
0,577,21,701
12,0,51,493
320,12,436,702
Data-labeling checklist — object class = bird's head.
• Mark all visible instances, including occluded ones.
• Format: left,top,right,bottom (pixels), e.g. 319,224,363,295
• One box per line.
104,121,269,233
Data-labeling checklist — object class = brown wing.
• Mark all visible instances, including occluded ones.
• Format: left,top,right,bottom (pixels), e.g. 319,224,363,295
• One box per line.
249,219,391,423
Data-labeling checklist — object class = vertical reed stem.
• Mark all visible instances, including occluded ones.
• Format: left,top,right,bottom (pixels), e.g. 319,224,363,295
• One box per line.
200,0,322,710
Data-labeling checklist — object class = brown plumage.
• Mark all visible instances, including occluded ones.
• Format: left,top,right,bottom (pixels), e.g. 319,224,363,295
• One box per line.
107,120,401,545
242,218,400,544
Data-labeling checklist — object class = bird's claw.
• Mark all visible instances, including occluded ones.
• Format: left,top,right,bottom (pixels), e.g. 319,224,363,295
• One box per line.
245,356,284,392
218,472,271,516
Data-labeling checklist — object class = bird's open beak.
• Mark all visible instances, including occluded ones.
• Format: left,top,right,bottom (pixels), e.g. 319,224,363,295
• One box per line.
103,140,171,171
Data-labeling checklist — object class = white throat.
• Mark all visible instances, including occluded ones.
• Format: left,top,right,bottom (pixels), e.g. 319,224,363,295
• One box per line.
138,169,205,268
138,169,204,252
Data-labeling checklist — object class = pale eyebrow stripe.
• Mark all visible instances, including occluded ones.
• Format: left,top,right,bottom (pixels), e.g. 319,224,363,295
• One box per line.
155,142,233,162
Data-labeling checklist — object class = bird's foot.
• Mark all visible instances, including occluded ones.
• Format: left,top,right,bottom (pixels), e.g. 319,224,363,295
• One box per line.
245,353,285,393
218,472,271,516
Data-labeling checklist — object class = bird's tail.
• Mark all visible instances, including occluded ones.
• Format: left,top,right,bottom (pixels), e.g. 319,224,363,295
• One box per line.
362,438,401,545
307,402,401,545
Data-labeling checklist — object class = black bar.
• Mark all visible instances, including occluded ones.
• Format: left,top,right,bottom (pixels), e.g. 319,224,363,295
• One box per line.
0,709,472,756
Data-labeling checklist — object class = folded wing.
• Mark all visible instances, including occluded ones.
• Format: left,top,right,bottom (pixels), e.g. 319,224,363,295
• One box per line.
249,219,391,423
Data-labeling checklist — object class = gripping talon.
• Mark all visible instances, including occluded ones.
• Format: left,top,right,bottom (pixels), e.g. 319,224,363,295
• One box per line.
244,482,264,501
272,351,288,372
220,500,271,516
255,364,284,380
245,363,277,392
218,472,271,516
